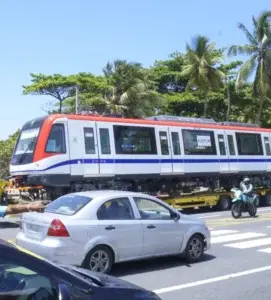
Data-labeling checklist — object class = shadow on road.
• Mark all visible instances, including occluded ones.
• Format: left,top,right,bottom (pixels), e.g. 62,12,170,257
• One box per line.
111,253,216,277
0,222,19,229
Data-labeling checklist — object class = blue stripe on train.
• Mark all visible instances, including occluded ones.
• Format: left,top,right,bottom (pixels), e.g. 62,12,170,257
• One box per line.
10,158,271,173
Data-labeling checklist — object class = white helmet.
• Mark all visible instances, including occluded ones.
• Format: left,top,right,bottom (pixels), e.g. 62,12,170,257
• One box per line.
243,177,250,184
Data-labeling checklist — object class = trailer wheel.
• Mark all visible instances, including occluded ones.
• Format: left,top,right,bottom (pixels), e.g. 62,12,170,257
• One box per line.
265,193,271,206
217,195,231,211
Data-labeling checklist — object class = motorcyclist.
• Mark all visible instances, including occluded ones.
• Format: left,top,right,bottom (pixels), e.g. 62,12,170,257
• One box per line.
240,177,253,200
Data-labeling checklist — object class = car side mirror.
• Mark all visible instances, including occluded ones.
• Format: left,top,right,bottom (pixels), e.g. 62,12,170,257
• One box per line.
58,283,73,300
171,211,180,221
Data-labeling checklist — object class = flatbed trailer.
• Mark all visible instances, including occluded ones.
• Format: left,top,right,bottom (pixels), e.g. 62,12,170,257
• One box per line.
158,187,271,211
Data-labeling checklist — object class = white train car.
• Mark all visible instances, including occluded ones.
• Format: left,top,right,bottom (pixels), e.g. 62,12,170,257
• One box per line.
9,114,271,199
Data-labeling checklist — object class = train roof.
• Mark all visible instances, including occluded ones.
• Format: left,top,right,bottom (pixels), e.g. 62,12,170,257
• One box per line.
38,113,271,133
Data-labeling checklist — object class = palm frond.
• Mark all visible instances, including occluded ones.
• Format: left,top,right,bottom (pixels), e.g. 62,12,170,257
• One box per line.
227,45,257,56
237,23,258,45
236,54,257,89
256,11,271,40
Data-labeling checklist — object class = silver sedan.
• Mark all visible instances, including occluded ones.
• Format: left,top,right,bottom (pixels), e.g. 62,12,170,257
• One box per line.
15,190,211,273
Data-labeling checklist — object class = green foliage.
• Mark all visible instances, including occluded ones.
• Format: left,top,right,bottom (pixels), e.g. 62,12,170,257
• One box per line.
0,130,20,179
227,10,271,124
179,35,225,117
23,73,108,113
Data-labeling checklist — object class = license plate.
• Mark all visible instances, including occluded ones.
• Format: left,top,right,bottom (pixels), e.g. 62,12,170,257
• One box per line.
27,224,40,232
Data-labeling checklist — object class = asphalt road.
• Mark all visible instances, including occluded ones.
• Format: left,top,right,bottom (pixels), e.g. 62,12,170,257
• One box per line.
2,207,271,300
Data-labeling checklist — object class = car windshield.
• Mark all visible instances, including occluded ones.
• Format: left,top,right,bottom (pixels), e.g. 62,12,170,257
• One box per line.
45,194,92,215
14,127,40,155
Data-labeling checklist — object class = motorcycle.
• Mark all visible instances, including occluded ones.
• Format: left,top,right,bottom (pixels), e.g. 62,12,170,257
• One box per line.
231,188,259,219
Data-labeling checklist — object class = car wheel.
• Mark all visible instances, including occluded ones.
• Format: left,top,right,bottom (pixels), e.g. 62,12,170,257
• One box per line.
84,245,113,274
184,234,204,263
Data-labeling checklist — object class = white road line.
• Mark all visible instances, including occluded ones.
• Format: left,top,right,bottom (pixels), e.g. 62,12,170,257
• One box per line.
258,248,271,253
257,207,271,212
153,265,271,294
211,229,239,236
211,232,266,244
198,214,221,219
224,237,271,249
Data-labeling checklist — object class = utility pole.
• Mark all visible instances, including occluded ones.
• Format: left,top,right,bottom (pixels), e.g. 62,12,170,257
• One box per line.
75,85,80,114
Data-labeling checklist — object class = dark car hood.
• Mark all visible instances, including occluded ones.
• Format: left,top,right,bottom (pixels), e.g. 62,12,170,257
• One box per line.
59,264,141,289
58,264,160,299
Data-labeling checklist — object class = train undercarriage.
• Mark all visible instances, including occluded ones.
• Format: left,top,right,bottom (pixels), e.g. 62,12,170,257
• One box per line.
3,174,271,211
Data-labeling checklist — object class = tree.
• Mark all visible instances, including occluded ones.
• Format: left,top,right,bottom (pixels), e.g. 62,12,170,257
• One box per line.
151,52,188,93
179,35,225,117
0,130,20,179
102,60,163,117
219,61,243,121
228,11,271,124
23,73,108,114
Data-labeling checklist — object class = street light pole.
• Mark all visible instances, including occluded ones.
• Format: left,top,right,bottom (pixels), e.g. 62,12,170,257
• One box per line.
75,85,80,114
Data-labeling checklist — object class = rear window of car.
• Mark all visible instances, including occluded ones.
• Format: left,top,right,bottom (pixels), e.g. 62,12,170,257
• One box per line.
45,195,92,215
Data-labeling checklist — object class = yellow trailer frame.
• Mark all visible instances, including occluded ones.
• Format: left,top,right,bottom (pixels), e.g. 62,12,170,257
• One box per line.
158,188,271,210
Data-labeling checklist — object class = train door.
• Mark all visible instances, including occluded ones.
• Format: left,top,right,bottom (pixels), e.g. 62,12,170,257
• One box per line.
215,131,230,173
225,131,238,173
96,122,115,176
68,120,99,178
158,127,173,174
68,120,84,177
82,124,99,177
168,128,184,174
263,134,271,171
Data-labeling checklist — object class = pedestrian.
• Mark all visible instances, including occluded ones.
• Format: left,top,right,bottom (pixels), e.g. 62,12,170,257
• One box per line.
0,201,45,218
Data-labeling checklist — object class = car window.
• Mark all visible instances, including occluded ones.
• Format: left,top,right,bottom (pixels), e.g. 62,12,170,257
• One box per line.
45,194,92,215
133,197,172,220
97,197,134,220
0,258,57,299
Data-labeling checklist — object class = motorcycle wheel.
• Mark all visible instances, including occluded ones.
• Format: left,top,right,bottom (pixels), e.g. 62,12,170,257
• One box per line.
231,202,242,219
248,202,257,217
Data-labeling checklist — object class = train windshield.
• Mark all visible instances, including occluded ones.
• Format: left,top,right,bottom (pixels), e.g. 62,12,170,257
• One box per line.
14,127,40,155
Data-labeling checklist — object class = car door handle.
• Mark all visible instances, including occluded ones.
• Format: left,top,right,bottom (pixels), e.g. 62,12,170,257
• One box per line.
105,225,115,230
147,225,156,229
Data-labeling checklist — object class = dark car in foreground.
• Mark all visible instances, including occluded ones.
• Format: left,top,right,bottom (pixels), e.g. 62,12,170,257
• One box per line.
0,239,161,300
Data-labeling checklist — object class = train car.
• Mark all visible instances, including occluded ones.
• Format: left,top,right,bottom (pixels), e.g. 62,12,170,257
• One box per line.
8,113,271,203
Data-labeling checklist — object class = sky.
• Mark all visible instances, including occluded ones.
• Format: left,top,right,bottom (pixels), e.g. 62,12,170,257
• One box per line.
0,0,269,140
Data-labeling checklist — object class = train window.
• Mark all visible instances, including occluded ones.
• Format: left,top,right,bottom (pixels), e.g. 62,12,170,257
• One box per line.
171,132,181,155
264,137,271,156
227,135,235,155
218,134,226,155
45,124,66,153
113,125,157,155
99,128,111,154
235,132,263,155
84,128,95,154
182,129,216,155
159,131,169,155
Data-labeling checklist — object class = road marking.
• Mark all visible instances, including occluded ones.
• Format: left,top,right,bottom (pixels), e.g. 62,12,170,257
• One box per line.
224,237,271,249
153,265,271,294
198,214,221,219
211,229,238,236
211,232,266,244
258,208,271,212
258,248,271,253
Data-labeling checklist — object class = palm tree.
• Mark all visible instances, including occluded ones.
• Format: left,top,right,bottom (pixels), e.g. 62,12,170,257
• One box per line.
219,61,243,121
228,11,271,124
102,60,163,117
180,35,225,117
